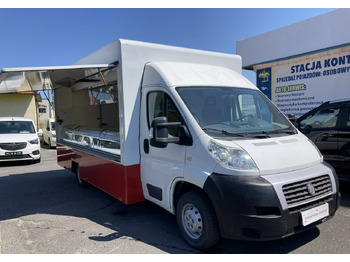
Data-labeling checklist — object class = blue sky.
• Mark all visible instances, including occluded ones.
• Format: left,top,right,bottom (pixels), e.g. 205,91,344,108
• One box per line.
0,8,337,83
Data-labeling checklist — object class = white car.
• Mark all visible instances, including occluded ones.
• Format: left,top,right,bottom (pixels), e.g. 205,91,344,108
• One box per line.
42,118,56,148
0,117,42,163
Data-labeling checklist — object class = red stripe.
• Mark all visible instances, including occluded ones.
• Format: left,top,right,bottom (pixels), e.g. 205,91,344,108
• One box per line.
57,144,145,204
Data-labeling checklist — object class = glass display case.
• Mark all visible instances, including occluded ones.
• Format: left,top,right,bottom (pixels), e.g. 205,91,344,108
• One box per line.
61,125,120,156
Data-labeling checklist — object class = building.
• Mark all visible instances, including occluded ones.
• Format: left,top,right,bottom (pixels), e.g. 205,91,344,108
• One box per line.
0,92,42,130
0,68,52,130
237,9,350,118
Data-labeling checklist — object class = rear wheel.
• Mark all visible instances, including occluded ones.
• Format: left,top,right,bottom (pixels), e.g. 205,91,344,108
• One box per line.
176,190,220,250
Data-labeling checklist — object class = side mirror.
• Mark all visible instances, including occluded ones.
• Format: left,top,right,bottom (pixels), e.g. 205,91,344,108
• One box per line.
37,129,43,136
150,117,192,148
288,113,297,127
303,125,312,134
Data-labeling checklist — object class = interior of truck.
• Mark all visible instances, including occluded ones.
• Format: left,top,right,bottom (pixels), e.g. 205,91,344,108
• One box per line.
53,66,121,158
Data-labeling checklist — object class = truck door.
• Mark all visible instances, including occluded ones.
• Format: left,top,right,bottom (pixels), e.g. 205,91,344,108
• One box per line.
337,107,350,174
299,106,340,167
140,88,186,211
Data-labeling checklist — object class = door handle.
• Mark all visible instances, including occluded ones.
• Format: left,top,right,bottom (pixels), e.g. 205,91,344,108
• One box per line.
320,133,334,141
321,133,333,137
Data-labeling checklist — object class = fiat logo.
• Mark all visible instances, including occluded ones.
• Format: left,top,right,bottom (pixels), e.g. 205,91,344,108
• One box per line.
307,183,316,195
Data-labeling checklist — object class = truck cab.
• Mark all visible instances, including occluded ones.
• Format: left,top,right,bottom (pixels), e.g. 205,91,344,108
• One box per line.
139,61,339,249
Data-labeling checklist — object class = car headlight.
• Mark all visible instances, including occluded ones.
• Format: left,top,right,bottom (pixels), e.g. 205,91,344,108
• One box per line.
28,138,39,144
208,140,257,170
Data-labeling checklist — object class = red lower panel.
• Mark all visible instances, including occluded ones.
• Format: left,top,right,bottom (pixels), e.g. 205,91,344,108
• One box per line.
57,144,145,204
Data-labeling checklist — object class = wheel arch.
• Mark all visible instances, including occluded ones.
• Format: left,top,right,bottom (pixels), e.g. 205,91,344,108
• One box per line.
172,180,216,216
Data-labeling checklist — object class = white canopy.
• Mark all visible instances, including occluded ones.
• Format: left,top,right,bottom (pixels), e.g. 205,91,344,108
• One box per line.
0,63,117,93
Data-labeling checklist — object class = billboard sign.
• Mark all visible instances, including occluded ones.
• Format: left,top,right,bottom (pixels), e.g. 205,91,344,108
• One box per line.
257,51,350,118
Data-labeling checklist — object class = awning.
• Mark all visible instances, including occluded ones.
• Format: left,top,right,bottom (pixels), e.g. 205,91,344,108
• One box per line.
0,63,117,94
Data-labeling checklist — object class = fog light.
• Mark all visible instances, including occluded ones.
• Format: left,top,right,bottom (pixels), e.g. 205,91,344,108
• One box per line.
32,150,40,155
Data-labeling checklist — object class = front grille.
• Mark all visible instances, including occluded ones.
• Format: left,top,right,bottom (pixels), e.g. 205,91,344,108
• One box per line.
282,175,332,211
288,196,333,213
0,154,31,160
0,142,27,151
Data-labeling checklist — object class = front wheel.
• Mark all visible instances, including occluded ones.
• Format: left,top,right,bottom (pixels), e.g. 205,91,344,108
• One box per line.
176,191,220,250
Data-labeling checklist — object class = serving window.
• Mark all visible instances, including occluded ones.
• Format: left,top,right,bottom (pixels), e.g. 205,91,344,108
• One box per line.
53,66,120,158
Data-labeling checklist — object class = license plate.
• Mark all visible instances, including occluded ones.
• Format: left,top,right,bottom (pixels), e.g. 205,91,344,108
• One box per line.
5,151,23,156
301,203,329,226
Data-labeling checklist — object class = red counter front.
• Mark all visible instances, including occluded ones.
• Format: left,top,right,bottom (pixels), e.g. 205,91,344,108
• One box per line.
57,144,145,204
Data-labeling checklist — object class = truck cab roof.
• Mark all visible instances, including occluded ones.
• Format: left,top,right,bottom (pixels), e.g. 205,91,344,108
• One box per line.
142,62,257,89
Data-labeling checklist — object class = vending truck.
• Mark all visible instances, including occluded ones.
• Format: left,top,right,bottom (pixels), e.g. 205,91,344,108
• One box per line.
0,39,340,249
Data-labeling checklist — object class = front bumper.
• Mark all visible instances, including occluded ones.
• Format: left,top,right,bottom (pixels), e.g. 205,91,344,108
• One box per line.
203,163,340,240
0,146,41,162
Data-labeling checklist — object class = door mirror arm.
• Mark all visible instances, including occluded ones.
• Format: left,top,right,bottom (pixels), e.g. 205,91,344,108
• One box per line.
150,117,192,148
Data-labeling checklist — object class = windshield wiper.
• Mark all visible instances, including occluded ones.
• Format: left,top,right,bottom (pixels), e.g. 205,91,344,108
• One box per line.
271,129,298,134
250,129,297,138
250,131,271,138
202,127,246,137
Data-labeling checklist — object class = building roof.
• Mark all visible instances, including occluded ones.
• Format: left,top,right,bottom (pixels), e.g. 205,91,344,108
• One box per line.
236,9,350,70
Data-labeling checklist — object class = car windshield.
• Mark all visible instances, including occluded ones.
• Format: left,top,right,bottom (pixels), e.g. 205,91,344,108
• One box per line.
0,121,36,134
176,86,295,137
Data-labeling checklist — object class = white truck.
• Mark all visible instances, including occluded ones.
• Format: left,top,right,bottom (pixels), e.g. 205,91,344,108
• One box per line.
42,118,56,148
0,39,340,249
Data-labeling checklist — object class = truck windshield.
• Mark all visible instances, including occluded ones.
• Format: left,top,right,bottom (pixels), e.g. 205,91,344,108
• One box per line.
176,86,295,137
0,121,36,134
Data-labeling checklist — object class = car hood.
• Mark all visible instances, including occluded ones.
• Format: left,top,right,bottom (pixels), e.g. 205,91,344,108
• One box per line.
221,133,322,175
0,133,38,143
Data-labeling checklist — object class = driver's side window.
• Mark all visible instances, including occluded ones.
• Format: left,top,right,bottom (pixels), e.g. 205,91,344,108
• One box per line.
147,91,181,135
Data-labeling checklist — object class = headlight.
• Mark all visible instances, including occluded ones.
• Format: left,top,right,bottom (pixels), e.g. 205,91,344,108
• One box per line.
28,138,39,144
208,140,257,170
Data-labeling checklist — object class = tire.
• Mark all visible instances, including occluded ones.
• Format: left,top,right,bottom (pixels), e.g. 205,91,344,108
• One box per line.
176,190,220,250
75,167,89,187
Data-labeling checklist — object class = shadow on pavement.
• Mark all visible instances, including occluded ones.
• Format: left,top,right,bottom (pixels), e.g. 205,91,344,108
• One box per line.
1,167,347,253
